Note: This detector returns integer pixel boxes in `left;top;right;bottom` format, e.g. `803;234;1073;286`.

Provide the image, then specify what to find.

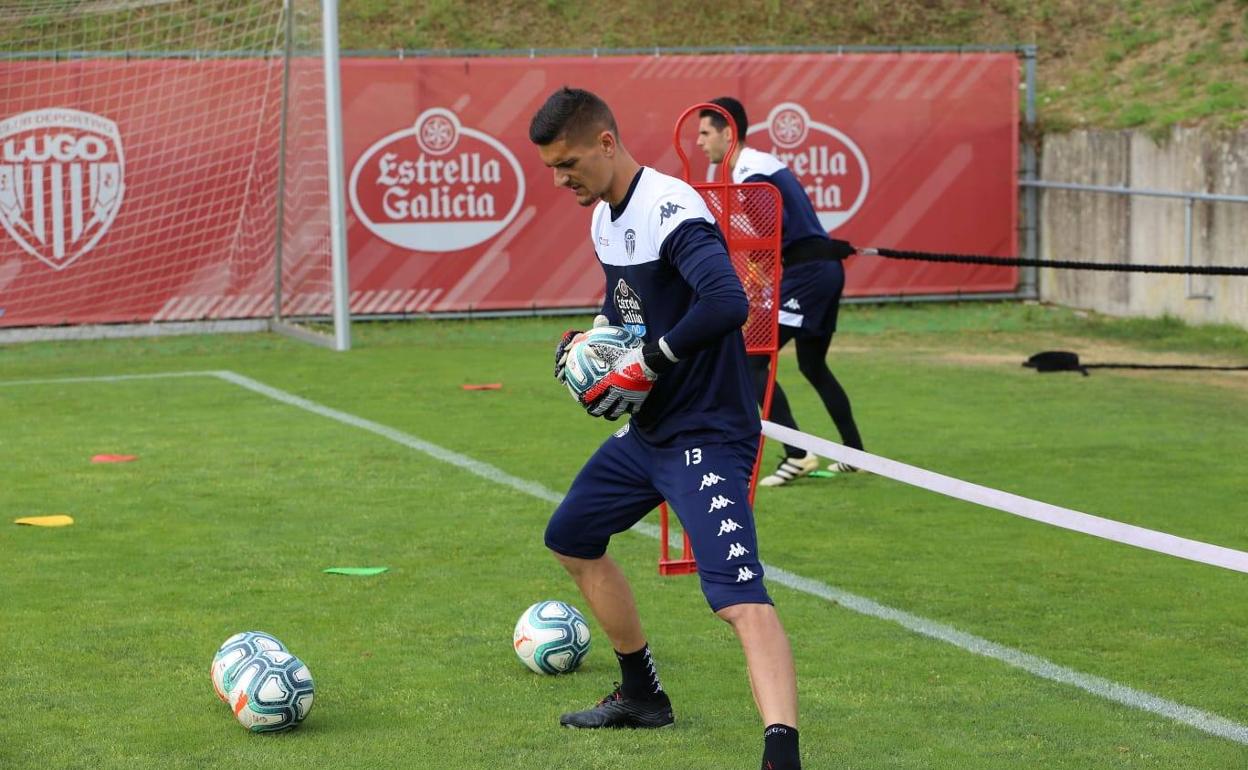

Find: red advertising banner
0;54;1017;326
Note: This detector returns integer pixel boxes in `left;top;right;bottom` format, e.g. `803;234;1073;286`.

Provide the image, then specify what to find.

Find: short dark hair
528;87;618;146
700;97;748;142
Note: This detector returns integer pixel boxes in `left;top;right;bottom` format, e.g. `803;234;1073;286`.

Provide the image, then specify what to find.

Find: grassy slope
2;304;1247;768
340;0;1248;135
4;2;1243;133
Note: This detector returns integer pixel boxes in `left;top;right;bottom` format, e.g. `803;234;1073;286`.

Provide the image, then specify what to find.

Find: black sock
762;724;800;770
615;644;664;701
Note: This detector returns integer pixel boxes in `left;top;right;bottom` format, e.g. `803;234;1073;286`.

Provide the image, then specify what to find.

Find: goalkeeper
697;96;866;486
530;87;803;770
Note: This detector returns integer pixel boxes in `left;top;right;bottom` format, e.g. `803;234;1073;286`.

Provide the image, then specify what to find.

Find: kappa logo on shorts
783;298;801;311
726;542;750;560
735;567;758;582
707;495;735;513
716;518;742;536
698;472;725;491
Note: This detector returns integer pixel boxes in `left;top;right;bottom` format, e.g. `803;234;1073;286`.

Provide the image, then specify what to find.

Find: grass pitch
1;302;1246;769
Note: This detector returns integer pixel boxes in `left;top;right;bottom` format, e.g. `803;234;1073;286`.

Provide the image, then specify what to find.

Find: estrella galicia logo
759;102;868;230
657;201;684;223
613;278;646;337
348;107;525;252
703;101;870;231
624;228;635;259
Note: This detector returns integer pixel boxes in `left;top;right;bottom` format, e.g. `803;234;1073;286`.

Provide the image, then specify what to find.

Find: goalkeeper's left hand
554;314;608;382
581;339;678;420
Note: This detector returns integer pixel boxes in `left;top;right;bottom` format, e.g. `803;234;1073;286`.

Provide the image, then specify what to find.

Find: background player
697;96;866;486
530;87;803;770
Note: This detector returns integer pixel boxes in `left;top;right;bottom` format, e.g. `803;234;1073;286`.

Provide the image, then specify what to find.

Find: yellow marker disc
14;515;74;527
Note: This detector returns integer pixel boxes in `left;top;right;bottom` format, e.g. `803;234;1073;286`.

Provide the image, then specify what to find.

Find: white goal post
0;0;350;350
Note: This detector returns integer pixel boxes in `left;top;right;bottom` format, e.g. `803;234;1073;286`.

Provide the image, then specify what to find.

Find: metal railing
1020;179;1248;300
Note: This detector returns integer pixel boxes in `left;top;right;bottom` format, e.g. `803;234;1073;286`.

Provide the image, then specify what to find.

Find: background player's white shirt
589;167;715;267
730;144;833;251
730;146;785;184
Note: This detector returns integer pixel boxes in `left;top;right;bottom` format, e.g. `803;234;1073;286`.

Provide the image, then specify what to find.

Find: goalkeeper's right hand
554;314;609;382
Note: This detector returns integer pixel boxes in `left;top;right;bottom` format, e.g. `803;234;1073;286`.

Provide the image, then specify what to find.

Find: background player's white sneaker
759;453;819;486
828;461;859;473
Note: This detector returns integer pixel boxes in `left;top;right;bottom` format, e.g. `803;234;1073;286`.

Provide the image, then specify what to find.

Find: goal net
0;0;346;347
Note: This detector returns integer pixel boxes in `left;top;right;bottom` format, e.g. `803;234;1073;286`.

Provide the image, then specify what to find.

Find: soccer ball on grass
211;630;287;702
513;600;591;674
227;648;315;733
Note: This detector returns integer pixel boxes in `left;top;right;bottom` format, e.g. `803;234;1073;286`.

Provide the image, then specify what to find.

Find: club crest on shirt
624;228;635;259
613;278;646;338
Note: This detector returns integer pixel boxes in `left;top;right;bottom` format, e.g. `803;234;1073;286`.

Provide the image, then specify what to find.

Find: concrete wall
1039;127;1248;328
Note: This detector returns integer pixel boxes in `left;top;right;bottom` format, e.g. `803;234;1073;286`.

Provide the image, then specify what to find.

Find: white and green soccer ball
513;600;591;674
211;631;286;702
227;648;315;733
563;326;642;402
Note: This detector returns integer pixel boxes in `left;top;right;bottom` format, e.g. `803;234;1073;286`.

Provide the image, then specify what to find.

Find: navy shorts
777;259;845;338
546;424;772;612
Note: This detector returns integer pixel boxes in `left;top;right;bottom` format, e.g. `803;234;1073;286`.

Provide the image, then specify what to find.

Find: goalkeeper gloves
582;338;678;420
554;314;608;381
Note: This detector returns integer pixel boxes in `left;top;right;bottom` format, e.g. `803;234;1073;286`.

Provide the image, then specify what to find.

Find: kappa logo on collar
658;201;684;223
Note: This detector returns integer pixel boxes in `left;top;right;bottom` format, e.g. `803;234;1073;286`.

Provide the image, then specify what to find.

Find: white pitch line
211;370;563;506
3;369;1246;745
0;371;214;388
762;562;1248;745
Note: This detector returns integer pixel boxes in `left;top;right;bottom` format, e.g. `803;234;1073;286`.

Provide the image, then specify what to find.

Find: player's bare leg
717;602;797;724
553;552;674;729
717;602;801;769
554;552;645;652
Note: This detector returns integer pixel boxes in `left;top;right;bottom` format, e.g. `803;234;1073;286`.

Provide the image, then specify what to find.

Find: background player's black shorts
777;258;845;338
